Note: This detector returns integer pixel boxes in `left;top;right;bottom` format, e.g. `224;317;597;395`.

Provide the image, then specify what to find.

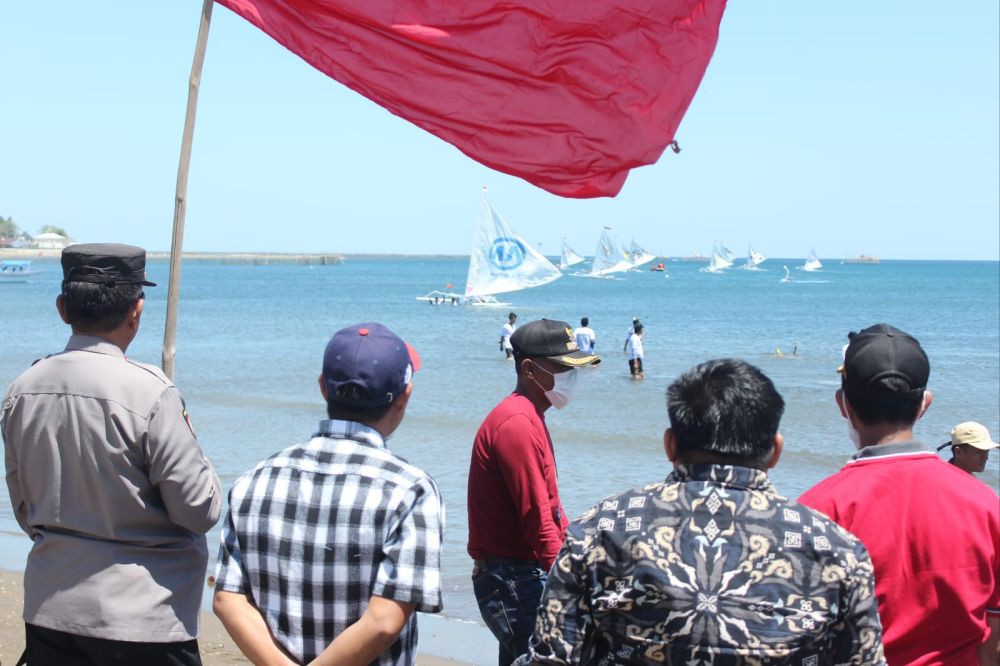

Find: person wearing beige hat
938;421;1000;475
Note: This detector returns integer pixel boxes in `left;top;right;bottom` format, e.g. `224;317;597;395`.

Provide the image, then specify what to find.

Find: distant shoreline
3;248;997;263
0;248;467;263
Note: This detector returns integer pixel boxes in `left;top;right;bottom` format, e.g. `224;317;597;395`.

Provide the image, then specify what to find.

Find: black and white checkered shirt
215;419;444;665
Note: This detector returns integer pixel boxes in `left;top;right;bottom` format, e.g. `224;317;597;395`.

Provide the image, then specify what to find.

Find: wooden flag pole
163;0;214;379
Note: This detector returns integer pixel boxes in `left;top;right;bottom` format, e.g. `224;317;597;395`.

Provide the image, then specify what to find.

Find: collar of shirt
668;463;774;493
65;334;125;358
849;439;931;462
314;419;387;450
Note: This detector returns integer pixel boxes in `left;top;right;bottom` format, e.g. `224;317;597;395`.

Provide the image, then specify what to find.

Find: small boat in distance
700;243;733;273
649;262;667;272
844;253;880;264
742;244;766;270
627;239;657;270
0;260;34;282
718;243;737;264
799;249;822;272
559;240;585;270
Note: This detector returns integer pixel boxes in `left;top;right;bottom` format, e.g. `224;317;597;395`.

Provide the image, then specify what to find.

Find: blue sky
2;2;997;259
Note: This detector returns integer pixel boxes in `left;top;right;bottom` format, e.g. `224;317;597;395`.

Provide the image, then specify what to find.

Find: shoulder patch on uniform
182;408;197;439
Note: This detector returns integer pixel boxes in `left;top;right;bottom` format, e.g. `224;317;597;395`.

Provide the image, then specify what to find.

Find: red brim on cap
405;342;422;372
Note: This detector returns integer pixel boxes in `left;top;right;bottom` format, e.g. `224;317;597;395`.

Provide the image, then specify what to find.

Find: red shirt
467;393;569;570
800;443;1000;666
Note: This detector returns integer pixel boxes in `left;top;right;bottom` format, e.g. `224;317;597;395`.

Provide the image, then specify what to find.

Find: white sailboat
700;243;733;273
799;249;822;272
419;189;562;304
559;240;586;270
719;243;737;264
588;227;633;277
742;244;766;270
627;239;657;270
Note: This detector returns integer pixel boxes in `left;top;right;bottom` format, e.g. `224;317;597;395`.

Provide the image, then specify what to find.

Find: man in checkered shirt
213;322;444;665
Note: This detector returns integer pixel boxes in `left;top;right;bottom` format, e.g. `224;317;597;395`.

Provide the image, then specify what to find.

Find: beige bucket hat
949;422;999;451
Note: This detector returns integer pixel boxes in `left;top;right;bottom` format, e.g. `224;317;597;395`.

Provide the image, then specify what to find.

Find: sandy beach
0;570;469;665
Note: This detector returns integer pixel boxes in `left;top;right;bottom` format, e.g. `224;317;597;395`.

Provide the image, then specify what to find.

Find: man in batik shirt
518;359;885;665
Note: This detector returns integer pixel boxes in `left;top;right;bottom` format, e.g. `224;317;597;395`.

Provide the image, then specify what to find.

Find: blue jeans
472;558;547;666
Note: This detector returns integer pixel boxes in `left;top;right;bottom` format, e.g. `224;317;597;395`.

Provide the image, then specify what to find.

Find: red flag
215;0;726;198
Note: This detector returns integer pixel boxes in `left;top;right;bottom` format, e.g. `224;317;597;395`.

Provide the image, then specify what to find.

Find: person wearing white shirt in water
500;312;517;359
574;317;596;355
627;323;645;379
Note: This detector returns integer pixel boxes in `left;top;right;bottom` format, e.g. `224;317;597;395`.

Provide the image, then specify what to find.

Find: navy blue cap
322;323;421;408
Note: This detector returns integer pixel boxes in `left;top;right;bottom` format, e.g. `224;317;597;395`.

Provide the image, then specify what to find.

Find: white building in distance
33;232;70;249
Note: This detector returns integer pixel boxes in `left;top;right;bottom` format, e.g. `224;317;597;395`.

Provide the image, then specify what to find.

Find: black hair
842;377;923;427
327;399;393;423
667;358;784;468
61;281;144;333
633;323;643;333
509;312;517;319
581;317;589;327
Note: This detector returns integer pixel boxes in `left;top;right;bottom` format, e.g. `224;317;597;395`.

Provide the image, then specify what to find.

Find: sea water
1;257;998;627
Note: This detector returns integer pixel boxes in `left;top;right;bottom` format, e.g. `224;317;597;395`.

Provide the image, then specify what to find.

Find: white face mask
846;418;862;448
533;364;579;409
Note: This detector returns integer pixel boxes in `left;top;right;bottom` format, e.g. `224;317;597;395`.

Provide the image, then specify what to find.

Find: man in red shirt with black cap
467;318;599;665
800;323;999;666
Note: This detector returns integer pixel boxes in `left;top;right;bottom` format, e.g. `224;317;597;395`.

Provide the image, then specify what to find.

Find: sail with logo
588;227;634;277
419;188;562;304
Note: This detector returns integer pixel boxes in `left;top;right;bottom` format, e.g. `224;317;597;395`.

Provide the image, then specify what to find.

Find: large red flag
215;0;726;198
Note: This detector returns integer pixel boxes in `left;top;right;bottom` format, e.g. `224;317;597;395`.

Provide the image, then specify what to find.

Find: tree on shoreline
39;224;69;238
0;216;18;240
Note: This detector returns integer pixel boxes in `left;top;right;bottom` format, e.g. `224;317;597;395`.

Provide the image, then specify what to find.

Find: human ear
768;433;784;469
916;390;933;420
835;389;849;419
664;428;678;462
56;295;70;324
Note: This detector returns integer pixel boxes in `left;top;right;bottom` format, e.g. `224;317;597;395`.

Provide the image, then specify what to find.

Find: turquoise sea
2;256;998;629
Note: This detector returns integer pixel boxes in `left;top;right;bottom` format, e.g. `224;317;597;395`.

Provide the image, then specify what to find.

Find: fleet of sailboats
417;191;838;303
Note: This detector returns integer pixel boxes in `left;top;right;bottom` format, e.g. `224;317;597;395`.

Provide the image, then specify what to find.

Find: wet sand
0;570;471;665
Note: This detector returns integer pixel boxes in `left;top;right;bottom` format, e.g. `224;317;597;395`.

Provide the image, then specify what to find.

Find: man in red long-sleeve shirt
468;319;600;666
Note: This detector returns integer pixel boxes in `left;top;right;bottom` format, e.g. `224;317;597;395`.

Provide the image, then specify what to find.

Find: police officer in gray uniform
2;244;221;665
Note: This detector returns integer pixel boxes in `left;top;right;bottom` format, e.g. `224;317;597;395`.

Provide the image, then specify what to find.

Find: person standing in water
500;312;517;359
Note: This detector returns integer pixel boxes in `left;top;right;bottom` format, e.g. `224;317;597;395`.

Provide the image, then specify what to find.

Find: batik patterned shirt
215;419;444;665
518;464;885;665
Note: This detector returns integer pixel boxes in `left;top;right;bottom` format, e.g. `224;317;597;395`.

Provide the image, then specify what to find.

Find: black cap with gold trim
510;318;600;367
61;243;156;287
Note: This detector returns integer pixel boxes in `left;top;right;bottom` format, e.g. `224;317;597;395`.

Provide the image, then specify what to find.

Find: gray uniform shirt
1;334;221;641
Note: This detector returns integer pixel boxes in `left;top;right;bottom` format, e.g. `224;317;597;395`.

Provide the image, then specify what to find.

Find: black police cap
61;243;157;286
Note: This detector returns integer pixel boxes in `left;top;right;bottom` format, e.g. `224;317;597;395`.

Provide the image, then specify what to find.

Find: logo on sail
490;237;526;271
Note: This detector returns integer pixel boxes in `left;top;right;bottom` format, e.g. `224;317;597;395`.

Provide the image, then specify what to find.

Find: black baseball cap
510;318;600;367
841;323;929;394
61;243;156;286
